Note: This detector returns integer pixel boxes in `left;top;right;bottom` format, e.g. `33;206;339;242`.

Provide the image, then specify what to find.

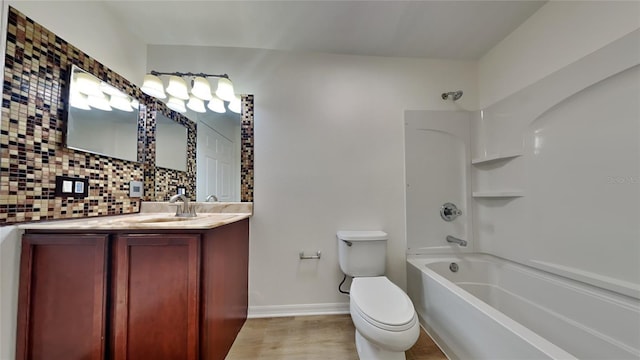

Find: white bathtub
406;254;640;360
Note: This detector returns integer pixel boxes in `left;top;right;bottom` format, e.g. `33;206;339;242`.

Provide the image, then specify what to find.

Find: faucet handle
168;203;182;216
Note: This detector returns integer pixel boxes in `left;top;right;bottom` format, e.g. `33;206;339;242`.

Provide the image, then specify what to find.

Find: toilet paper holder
299;251;321;260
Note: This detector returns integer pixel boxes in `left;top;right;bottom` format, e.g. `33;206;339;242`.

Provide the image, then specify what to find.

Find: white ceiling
103;0;546;60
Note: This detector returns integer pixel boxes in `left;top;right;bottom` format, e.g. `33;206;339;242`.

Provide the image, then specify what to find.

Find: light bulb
207;95;226;113
187;95;206;113
141;74;166;99
166;75;189;100
166;96;187;113
228;95;241;114
215;77;235;102
191;77;213;101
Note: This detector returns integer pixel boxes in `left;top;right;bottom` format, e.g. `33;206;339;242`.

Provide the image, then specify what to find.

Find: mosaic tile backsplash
145;101;197;201
0;7;145;224
0;7;254;224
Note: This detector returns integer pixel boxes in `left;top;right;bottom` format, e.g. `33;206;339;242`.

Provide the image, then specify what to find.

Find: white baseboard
248;302;350;319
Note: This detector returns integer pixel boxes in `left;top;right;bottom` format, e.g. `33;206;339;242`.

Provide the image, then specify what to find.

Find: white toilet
337;230;420;360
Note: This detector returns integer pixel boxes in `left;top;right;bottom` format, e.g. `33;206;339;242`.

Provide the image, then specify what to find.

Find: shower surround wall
406;31;640;301
471;30;640;298
0;7;145;224
405;110;472;254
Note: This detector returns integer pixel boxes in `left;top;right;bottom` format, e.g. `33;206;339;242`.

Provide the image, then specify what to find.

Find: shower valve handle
441;203;462;221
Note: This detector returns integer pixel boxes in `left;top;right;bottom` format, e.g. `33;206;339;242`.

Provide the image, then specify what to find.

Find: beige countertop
19;202;252;230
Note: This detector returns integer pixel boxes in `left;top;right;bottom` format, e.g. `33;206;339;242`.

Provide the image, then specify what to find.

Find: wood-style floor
226;315;447;359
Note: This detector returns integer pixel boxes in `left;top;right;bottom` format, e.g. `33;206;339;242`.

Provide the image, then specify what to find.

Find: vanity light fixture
86;93;112;111
214;77;235;102
141;70;239;114
101;82;134;112
166;75;190;100
70;66;137;112
109;94;134;112
186;95;206;113
166;96;187;114
207;95;226;113
140;74;166;99
191;77;213;101
74;72;102;96
69;88;91;110
228;95;242;114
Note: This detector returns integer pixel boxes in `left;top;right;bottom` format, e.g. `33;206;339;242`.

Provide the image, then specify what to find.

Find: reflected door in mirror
197;123;238;202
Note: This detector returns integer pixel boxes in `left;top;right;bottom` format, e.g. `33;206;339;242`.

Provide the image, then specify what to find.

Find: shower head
442;90;463;101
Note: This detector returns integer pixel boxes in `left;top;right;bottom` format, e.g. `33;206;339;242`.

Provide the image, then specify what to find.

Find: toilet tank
337;230;388;277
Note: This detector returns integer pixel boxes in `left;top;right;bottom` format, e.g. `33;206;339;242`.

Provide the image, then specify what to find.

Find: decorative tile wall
241;95;254;202
143;100;197;201
0;7;144;224
0;7;254;225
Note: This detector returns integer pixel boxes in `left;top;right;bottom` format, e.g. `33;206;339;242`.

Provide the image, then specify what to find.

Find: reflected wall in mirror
65;65;140;162
156;113;188;171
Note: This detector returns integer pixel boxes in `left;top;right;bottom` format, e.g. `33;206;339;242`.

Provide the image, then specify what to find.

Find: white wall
147;45;477;315
478;1;640;109
474;1;640;298
0;227;23;360
3;1;146;85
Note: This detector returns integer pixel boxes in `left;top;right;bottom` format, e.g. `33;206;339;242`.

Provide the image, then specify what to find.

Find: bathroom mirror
156;112;188;171
143;96;253;203
65;65;140;162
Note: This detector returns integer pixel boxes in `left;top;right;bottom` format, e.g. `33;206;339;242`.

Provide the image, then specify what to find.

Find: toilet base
355;330;406;360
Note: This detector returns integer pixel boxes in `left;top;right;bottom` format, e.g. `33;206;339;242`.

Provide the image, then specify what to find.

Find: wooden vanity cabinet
17;219;249;360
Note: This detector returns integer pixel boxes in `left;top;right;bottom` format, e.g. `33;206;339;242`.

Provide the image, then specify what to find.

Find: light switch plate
55;175;88;198
129;180;143;198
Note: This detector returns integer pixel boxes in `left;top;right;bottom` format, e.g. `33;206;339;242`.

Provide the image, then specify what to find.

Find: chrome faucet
206;194;218;202
169;194;196;217
446;235;467;247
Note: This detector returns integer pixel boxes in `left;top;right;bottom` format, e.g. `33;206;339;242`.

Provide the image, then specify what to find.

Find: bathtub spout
446;235;467;247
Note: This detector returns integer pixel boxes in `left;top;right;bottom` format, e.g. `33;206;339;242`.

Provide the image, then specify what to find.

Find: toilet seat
350;277;417;332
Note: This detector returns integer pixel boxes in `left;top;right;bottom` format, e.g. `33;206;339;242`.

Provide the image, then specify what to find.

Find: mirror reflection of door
197;120;240;202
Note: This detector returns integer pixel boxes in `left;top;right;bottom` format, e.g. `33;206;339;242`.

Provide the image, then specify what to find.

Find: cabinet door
112;234;200;360
16;233;108;360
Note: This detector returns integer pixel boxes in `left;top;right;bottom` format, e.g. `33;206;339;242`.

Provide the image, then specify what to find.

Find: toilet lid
350;277;416;330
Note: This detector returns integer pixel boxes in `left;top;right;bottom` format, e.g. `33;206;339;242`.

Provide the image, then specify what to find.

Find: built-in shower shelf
471;151;522;165
472;191;524;198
